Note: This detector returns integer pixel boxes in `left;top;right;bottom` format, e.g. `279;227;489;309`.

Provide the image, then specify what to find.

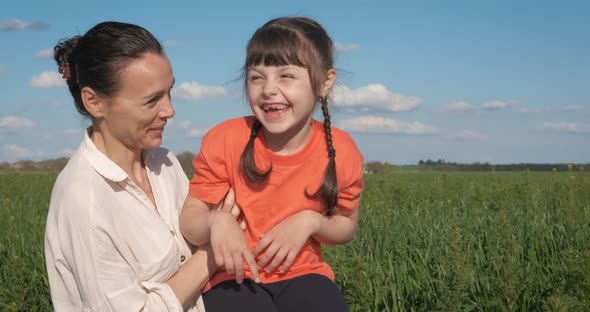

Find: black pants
203;274;349;312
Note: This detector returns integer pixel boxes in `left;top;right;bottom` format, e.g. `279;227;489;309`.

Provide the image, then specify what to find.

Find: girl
179;17;364;311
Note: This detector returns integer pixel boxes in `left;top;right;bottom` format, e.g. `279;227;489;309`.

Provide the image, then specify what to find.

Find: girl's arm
178;195;224;246
253;208;359;275
179;193;260;284
310;209;359;245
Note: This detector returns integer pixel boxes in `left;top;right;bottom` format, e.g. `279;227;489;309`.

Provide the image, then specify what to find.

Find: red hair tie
58;62;71;80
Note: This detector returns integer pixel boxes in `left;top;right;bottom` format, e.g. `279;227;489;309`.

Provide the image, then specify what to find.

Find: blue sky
1;0;589;164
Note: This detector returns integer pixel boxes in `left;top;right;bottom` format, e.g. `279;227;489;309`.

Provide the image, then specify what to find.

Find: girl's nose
263;80;278;96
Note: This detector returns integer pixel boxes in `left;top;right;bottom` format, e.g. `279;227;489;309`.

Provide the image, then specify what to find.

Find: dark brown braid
240;119;272;183
306;96;339;215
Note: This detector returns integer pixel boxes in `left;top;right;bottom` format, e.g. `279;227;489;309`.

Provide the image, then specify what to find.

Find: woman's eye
281;74;294;79
147;97;160;105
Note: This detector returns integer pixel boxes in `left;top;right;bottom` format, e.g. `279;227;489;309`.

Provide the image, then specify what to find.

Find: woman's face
100;53;175;151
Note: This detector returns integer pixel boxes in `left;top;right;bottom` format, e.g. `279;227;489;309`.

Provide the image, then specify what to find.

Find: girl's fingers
232;253;244;284
256;242;279;270
279;251;297;274
213;247;224;268
266;248;288;274
254;235;272;256
224;255;235;276
242;250;261;283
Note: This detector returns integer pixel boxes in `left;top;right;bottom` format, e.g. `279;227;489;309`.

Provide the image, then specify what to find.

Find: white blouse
45;131;205;312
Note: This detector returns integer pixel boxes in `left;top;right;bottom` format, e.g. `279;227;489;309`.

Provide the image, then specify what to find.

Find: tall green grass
1;170;589;311
325;171;590;311
0;172;55;311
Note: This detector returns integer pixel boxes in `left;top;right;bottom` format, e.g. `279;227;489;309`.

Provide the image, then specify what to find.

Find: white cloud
562;105;584;112
435;101;477;113
63;128;84;136
482;100;518;111
0;18;48;31
30;71;66;88
0;116;34;129
4;144;34;158
189;128;207;138
172;82;228;102
178;120;193;130
35;47;53;59
333;84;422;112
446;130;488;141
334;42;360;53
543;122;590;133
61;148;76;156
518;107;545;113
436;100;518;113
337;115;437;135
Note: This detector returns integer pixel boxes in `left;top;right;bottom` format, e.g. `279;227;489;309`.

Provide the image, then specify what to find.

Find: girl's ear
320;69;337;97
81;87;106;118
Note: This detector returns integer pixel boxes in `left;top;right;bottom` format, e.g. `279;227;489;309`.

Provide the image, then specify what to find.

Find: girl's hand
254;210;320;275
209;211;260;284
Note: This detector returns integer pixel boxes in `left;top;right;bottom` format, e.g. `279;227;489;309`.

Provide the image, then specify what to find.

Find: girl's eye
281;73;294;79
249;75;262;81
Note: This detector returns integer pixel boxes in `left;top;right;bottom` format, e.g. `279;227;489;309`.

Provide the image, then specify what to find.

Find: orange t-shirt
189;116;364;291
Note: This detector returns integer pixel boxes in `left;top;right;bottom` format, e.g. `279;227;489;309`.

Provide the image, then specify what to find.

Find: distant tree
364;161;385;174
175;151;196;178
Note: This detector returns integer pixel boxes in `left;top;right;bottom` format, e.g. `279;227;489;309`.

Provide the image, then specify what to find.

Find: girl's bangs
246;27;307;68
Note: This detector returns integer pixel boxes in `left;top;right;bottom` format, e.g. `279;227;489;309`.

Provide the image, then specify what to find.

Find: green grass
0;172;55;312
1;170;589;311
325;171;590;311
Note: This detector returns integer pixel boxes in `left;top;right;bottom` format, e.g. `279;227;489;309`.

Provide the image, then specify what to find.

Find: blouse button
170;229;176;236
180;255;186;262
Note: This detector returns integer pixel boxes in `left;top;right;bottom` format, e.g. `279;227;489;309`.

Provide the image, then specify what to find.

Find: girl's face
100;53;175;151
246;64;318;148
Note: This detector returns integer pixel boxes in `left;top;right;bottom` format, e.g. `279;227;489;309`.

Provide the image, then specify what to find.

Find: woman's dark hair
53;21;164;117
239;17;339;215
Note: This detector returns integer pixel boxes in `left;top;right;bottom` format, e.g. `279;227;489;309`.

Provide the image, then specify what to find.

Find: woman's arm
166;244;215;306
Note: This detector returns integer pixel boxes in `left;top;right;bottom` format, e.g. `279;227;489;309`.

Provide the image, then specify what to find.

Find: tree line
1;153;586;174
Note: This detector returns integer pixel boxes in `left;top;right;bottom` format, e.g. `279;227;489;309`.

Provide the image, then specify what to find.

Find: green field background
1;170;589;311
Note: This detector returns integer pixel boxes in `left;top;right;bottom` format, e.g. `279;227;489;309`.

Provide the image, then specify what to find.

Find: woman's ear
320;69;337;97
81;87;105;118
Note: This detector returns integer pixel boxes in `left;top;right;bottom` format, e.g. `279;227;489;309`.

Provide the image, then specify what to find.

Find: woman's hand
214;188;246;230
208;210;259;284
254;210;321;275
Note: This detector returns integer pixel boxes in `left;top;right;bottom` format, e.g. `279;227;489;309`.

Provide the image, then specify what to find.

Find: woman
44;21;237;311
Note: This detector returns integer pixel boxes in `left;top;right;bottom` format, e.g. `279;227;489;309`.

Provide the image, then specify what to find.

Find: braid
240;119;272;183
307;96;339;215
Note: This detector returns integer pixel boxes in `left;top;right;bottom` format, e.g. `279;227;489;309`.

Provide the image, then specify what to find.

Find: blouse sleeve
45;186;193;312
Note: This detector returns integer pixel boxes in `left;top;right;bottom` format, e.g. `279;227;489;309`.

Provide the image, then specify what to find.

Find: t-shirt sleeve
335;134;364;216
188;126;231;205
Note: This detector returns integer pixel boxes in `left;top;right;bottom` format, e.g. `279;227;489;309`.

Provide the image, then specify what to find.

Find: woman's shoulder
48;152;100;227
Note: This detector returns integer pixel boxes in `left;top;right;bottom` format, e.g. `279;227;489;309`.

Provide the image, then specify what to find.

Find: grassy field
1;170;589;311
